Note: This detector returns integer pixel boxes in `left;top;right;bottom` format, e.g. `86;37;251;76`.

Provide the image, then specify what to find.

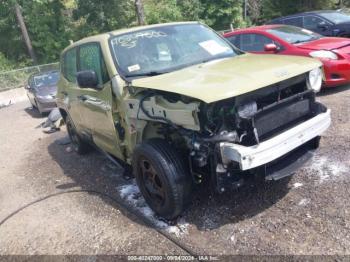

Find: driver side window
238;33;275;52
78;43;109;86
303;16;329;31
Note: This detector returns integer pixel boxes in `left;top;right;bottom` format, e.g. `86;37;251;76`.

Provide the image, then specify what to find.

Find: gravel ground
0;85;349;255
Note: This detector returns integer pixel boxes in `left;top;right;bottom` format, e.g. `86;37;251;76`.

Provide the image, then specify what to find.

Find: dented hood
132;54;321;103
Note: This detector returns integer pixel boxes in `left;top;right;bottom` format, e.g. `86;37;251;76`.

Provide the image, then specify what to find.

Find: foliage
0;0;27;64
1;0;350;67
0;52;14;71
21;0;72;63
0;0;72;65
200;0;246;30
144;0;183;24
72;0;136;38
260;0;339;22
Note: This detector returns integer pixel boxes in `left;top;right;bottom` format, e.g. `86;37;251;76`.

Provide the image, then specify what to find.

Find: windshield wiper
293;37;320;44
125;71;167;78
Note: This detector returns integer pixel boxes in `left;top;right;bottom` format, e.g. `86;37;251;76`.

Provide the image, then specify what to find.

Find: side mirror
76;70;99;89
264;43;278;53
25;84;31;90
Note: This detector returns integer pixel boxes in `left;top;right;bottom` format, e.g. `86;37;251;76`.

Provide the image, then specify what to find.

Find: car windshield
319;11;350;24
267;25;322;44
109;23;239;78
33;72;59;88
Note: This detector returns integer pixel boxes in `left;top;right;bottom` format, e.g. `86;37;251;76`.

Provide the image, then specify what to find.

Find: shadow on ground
318;84;350;97
24;106;47;119
47;134;290;231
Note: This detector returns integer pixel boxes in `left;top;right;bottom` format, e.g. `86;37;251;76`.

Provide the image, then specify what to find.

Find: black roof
270;9;342;21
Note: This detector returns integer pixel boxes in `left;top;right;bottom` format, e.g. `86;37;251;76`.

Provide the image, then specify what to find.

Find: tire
34;100;43;115
132;139;193;219
65;115;91;155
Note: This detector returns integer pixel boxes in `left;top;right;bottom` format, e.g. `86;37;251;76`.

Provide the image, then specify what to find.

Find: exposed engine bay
125;73;328;192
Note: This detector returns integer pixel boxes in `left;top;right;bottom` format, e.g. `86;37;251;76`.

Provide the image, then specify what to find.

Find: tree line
0;0;348;69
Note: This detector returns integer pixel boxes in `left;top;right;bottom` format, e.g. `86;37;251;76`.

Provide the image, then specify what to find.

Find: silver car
26;70;59;115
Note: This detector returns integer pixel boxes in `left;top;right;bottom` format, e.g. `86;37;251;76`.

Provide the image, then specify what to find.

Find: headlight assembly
310;50;338;60
307;68;323;93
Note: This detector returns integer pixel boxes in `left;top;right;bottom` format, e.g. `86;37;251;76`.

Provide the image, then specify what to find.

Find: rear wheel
132;139;193;219
65;116;91;155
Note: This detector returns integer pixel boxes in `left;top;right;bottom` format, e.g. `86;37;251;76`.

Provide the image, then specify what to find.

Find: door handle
77;95;88;102
61;91;68;96
78;95;104;104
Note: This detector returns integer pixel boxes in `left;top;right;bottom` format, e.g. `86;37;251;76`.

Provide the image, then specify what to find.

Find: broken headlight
237;101;257;119
307;67;322;93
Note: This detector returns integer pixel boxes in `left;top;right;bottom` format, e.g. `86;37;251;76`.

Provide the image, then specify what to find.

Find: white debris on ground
293;182;303;188
118;181;189;237
307;156;349;183
230;235;236;243
0;87;27;106
0;100;13;109
298;198;310;206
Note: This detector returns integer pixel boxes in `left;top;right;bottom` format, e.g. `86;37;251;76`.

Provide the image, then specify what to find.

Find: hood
132;54;321;103
36;85;57;97
296;37;350;51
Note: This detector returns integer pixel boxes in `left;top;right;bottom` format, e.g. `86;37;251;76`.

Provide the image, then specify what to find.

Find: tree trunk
135;0;146;26
14;2;38;65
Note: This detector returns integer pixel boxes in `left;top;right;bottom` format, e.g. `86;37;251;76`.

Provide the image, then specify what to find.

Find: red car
224;24;350;87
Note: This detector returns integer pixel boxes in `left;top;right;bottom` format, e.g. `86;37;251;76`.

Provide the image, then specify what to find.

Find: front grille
254;96;311;139
239;90;318;146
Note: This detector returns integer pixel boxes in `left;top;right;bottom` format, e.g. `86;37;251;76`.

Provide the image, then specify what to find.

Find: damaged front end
128;73;330;194
187;73;331;193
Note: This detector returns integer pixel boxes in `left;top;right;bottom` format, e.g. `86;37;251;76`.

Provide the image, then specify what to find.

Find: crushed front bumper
220;109;331;171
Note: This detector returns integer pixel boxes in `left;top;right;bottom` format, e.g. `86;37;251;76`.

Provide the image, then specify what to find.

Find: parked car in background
224;25;350;87
26;70;59;114
268;10;350;37
57;22;331;219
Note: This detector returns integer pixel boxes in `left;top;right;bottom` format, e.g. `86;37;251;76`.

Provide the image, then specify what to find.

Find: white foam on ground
293;182;303;188
307;156;349;183
298;198;310;206
117;181;189;237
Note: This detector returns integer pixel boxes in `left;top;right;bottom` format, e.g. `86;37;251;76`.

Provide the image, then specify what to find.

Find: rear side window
63;48;77;83
283;17;303;27
78;43;109;85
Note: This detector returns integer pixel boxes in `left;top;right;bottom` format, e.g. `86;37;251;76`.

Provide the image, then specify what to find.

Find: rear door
60;47;84;130
76;43;123;159
283;16;303;28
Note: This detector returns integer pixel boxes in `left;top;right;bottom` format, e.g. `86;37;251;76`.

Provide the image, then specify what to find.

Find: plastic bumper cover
220;109;331;170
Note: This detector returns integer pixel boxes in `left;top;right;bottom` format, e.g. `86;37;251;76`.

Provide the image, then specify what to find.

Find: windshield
267;25;322;44
33;72;59;88
110;23;239;78
319;11;350;24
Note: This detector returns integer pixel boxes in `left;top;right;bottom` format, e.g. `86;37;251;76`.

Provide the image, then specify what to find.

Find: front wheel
132;139;193;220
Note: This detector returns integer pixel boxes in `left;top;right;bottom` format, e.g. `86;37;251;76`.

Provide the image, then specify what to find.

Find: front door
303;15;333;36
76;43;123;160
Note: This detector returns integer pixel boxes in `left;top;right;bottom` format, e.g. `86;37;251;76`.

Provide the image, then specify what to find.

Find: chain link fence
0;62;59;92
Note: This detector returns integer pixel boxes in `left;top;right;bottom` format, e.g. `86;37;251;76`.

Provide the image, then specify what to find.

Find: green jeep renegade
57;22;331;219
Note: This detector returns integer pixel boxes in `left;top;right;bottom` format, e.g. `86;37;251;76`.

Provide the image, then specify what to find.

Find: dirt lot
0;85;349;256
